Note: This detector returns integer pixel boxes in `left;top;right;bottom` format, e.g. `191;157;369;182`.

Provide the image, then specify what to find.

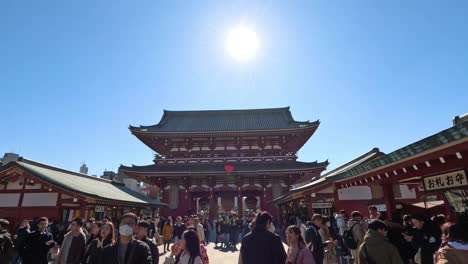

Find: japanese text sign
423;169;468;192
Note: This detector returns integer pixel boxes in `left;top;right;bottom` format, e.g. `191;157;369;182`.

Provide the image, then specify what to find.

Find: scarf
59;230;85;264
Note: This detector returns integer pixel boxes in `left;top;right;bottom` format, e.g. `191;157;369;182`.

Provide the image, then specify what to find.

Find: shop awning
412;200;445;209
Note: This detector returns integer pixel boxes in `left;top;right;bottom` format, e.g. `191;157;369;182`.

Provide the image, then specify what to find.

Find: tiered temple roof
122;107;328;186
120;160;329;177
129;107;318;133
129;107;320;157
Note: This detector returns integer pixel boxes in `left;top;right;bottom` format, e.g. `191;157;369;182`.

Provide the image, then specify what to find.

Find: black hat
73;217;84;226
137;221;150;229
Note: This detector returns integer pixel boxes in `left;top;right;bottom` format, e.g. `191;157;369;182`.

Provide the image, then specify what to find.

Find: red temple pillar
186;190;192;213
80;202;87;219
209;188;216;219
277;204;284;228
305;193;313;219
260;194;267;211
383;183;395;219
238;190;243;217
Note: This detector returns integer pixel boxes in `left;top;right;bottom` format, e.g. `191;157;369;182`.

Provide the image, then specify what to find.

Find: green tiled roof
1;159;166;207
120;160;329;175
270;122;468;205
129;107;319;132
329;121;468;182
270;149;381;204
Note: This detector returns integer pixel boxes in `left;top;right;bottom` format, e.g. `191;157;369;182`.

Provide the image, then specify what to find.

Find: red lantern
224;164;235;172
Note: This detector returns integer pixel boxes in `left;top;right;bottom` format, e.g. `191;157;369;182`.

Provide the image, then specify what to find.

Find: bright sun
226;26;259;62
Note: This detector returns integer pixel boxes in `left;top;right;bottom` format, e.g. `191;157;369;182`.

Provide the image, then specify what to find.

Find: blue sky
1;1;467;176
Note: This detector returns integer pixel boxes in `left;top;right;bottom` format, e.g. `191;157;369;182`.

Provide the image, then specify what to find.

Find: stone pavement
157;242;240;264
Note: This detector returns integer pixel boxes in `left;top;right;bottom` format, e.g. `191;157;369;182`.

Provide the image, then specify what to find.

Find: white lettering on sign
423;170;468;192
95;206;105;212
312;202;332;208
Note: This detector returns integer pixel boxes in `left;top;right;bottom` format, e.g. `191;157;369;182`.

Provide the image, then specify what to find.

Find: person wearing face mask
101;213;152;264
239;211;286;264
358;219;403;264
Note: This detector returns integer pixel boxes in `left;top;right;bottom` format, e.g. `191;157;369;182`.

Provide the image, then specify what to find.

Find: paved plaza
157;243;240;264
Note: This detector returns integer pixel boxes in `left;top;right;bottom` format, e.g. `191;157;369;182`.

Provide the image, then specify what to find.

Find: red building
120;107;328;220
0;157;166;229
272;116;468;222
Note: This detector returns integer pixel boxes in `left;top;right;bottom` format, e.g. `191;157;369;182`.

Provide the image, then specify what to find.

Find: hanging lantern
224;164;235;172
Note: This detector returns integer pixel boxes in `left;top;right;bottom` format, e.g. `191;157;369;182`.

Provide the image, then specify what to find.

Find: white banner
312;202;332;208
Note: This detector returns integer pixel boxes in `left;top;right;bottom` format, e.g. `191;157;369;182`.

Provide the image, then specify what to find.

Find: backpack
342;223;358;249
306;225;319;252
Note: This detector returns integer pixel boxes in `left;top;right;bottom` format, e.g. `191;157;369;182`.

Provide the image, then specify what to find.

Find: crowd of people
0;206;467;264
278;206;468;264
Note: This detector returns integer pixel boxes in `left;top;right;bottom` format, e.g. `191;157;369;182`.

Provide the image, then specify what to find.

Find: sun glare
225;26;259;62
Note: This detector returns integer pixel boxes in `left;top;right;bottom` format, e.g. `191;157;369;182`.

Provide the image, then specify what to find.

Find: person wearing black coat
0;219;15;264
230;217;241;248
240;212;287;264
83;237;112;264
83;222;115;264
147;219;156;238
172;216;186;243
100;213;152;264
135;221;159;264
385;214;413;264
100;238;152;264
215;218;223;247
403;214;442;264
13;219;30;262
305;215;327;264
86;222;102;247
221;219;231;248
20;217;56;264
